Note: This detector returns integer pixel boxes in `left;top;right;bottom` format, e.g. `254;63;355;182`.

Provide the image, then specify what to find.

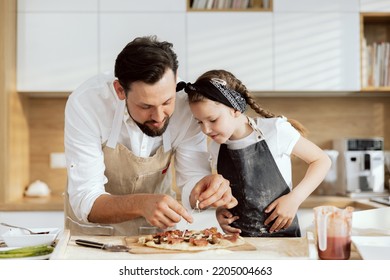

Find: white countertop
50;230;318;260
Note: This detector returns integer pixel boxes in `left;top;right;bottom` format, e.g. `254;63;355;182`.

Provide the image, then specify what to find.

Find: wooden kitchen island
50;229;363;260
50;206;390;260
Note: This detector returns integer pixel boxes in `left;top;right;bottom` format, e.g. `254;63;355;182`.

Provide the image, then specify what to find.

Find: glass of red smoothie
314;206;354;260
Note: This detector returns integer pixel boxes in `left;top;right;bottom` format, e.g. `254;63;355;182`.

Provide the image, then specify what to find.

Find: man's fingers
199;184;232;209
224;196;238;209
198;175;228;202
168;201;193;224
149;196;193;227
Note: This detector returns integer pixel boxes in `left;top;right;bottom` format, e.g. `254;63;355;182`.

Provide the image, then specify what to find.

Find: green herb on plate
0;244;54;258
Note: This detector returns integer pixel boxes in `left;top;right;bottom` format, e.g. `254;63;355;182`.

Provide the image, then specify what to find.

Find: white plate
352;236;390;260
0;247;52;260
1;228;60;247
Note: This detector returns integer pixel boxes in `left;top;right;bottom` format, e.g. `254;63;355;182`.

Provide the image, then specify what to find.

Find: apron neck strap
247;116;263;141
162;128;172;152
107;99;173;152
106;99;126;148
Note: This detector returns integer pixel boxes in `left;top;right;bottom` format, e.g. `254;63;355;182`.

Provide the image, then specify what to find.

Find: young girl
177;70;331;237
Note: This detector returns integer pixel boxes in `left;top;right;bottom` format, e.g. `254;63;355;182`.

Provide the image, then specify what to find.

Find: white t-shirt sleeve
273;117;301;156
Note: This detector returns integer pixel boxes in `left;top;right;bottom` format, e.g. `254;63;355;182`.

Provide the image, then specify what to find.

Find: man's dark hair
114;35;179;91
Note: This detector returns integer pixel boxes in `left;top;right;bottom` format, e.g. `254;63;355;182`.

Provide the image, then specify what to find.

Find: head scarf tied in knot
176;78;247;113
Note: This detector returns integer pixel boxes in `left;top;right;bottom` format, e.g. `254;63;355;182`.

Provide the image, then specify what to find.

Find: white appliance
333;138;385;197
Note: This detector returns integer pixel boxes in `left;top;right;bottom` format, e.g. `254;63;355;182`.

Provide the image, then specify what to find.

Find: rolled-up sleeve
64;94;109;223
172;94;211;210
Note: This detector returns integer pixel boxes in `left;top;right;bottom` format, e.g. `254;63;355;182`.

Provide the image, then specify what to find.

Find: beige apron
65;99;175;236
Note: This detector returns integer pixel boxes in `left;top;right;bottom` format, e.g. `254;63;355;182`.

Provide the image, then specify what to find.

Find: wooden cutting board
124;236;257;254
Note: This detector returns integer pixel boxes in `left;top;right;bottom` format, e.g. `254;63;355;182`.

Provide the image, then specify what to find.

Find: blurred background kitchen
1;0;390;235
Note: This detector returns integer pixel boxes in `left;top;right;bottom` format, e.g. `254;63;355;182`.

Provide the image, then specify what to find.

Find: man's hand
190;174;238;210
141;194;193;229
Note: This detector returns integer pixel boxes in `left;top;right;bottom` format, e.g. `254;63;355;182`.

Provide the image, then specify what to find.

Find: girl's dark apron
217;119;301;237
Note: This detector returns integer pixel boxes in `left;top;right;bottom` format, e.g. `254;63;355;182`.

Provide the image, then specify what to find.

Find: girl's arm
264;137;331;233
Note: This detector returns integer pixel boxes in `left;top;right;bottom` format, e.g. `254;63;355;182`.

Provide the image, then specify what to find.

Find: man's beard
134;117;170;137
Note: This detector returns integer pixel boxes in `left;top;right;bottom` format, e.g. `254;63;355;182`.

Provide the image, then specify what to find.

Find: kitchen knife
75;239;130;252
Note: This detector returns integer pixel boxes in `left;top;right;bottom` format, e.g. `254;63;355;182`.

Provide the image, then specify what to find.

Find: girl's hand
263;194;299;233
216;207;241;234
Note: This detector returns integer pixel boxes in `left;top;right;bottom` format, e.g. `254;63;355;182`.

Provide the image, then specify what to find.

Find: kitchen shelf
361;13;390;91
0;194;64;211
18;91;71;98
187;0;273;12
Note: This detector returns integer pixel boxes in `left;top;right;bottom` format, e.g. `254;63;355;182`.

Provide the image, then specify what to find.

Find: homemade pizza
138;227;245;251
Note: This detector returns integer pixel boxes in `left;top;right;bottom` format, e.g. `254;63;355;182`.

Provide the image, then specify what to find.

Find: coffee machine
333;138;386;197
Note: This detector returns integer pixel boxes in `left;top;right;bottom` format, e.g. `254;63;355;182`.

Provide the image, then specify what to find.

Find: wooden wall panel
29;98;68;196
0;0;29;204
9;93;30;200
251;96;390;186
27;95;390;200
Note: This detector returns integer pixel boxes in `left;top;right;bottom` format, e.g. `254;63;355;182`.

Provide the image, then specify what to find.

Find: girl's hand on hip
263;194;298;233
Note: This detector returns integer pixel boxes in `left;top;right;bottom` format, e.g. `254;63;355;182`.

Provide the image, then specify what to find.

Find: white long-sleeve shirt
64;73;210;223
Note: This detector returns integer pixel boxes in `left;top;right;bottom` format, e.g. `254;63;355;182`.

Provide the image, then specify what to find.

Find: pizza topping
138;227;244;251
190;238;209;247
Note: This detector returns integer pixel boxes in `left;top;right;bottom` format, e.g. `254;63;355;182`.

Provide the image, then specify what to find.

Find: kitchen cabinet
98;0;187;75
17;0;98;12
273;0;360;91
187;12;273;91
17;0;186;92
17;0;368;92
99;0;185;12
274;0;359;12
17;12;99;92
17;0;99;92
360;0;390;12
99;13;187;78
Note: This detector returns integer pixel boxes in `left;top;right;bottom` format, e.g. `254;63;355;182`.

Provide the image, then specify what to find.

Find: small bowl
1;228;60;247
24;180;51;197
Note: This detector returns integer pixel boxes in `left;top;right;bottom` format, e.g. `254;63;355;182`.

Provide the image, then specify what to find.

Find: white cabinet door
17;13;98;92
360;0;390;12
17;0;98;12
99;0;186;12
274;0;359;12
99;13;187;78
187;12;273;91
274;12;360;91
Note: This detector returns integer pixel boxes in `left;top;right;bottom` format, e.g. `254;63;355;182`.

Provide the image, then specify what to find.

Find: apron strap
162;128;172;153
247;116;263;141
106;98;172;152
106;100;126;148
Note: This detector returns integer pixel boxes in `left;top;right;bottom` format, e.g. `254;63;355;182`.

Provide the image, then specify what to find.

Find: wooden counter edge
300;195;387;210
0;194;64;211
50;229;70;260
